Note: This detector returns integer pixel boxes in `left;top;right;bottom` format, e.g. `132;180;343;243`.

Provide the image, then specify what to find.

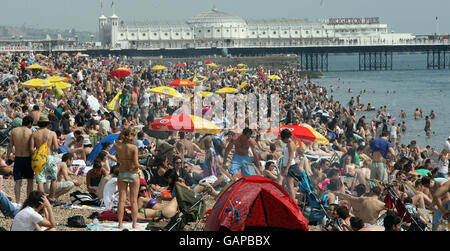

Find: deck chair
163;183;207;231
295;170;330;225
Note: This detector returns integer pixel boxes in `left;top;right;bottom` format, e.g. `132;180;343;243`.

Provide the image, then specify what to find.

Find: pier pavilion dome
186;7;249;39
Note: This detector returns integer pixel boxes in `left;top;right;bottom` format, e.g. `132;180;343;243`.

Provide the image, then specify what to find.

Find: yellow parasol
148;86;183;98
238;81;248;89
206;63;218;67
237;63;246;67
268;75;282;80
108;91;122;112
26;64;44;70
215;87;239;94
239;68;250;73
21;79;52;88
152;65;167;71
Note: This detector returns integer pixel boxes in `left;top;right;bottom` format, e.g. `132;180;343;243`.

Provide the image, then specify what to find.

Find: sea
313;53;450;151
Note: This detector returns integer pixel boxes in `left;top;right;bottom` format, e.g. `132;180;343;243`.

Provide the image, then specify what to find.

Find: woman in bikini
114;127;145;229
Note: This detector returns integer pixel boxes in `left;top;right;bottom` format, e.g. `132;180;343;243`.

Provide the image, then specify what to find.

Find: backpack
67;215;87;228
70;191;101;206
31;133;50;175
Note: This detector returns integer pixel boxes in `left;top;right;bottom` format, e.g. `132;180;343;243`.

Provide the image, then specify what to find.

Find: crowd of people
0;51;448;231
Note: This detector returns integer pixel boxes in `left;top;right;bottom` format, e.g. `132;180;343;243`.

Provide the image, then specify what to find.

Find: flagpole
435;16;439;36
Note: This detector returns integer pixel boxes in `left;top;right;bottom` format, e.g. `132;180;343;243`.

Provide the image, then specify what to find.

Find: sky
1;0;449;34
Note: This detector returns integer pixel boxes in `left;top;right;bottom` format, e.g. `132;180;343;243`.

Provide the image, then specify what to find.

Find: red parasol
110;68;131;78
168;79;196;87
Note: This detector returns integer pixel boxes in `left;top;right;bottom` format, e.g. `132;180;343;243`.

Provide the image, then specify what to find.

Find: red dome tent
206;176;309;231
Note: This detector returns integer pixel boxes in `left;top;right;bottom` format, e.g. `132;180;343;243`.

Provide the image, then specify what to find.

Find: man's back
370;138;391;159
356;197;385;224
10;127;32;157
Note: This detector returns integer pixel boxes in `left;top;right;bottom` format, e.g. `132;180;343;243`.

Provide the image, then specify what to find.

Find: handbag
67;216;87;228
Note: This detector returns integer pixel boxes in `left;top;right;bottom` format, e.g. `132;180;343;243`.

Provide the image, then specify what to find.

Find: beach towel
62;204;107;211
97;210;131;222
31;137;49;175
87;221;148;231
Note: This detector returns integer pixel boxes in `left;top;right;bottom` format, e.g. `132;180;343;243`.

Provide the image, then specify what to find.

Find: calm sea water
315;53;450;151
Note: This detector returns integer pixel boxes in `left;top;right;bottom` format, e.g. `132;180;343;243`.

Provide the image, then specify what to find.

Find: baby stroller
295;170;330;225
372;180;428;231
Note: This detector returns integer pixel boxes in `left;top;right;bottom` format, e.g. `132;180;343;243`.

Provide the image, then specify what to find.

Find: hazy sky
2;0;449;34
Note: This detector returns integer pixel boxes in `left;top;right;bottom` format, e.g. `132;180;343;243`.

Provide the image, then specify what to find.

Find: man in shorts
367;131;396;183
7;115;34;203
30;115;60;205
223;128;262;181
44;153;80;200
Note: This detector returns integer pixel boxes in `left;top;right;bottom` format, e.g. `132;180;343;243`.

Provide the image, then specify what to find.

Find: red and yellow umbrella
151;114;221;134
42;67;56;72
110;67;131;78
269;125;329;145
168;79;196;87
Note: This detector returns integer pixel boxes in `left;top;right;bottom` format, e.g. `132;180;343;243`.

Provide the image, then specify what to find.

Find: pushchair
370;180;428;231
295;170;330;226
146;183;207;231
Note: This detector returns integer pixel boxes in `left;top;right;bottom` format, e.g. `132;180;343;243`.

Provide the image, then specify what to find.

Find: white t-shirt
64;132;75;147
11;207;43;231
445;140;450;150
141;92;150;108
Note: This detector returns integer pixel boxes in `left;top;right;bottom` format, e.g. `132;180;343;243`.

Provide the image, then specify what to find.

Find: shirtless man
433;180;450;221
414;108;421;120
128;86;140;124
422;177;450;230
6;115;34;203
29;105;41;125
336;186;386;225
400;110;406;119
223;128;262;180
350;160;371;192
30;114;59;204
180;132;203;158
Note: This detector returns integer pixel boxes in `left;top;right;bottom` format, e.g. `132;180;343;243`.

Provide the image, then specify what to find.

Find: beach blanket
87;222;149;231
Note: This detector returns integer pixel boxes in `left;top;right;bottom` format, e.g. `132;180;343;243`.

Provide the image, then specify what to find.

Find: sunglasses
139;190;146;193
175;161;182;164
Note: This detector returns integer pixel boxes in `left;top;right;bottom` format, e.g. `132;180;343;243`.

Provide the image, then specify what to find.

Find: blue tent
86;133;119;165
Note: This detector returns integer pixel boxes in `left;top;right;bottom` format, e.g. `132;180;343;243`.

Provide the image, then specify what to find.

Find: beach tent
86;133;119;166
205;176;309;231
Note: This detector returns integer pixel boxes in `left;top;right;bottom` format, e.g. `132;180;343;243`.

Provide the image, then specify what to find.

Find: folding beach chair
163;183;207;231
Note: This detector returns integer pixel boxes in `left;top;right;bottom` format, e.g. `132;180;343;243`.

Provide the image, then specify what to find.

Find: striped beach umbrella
187;74;208;84
151;114;221;134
